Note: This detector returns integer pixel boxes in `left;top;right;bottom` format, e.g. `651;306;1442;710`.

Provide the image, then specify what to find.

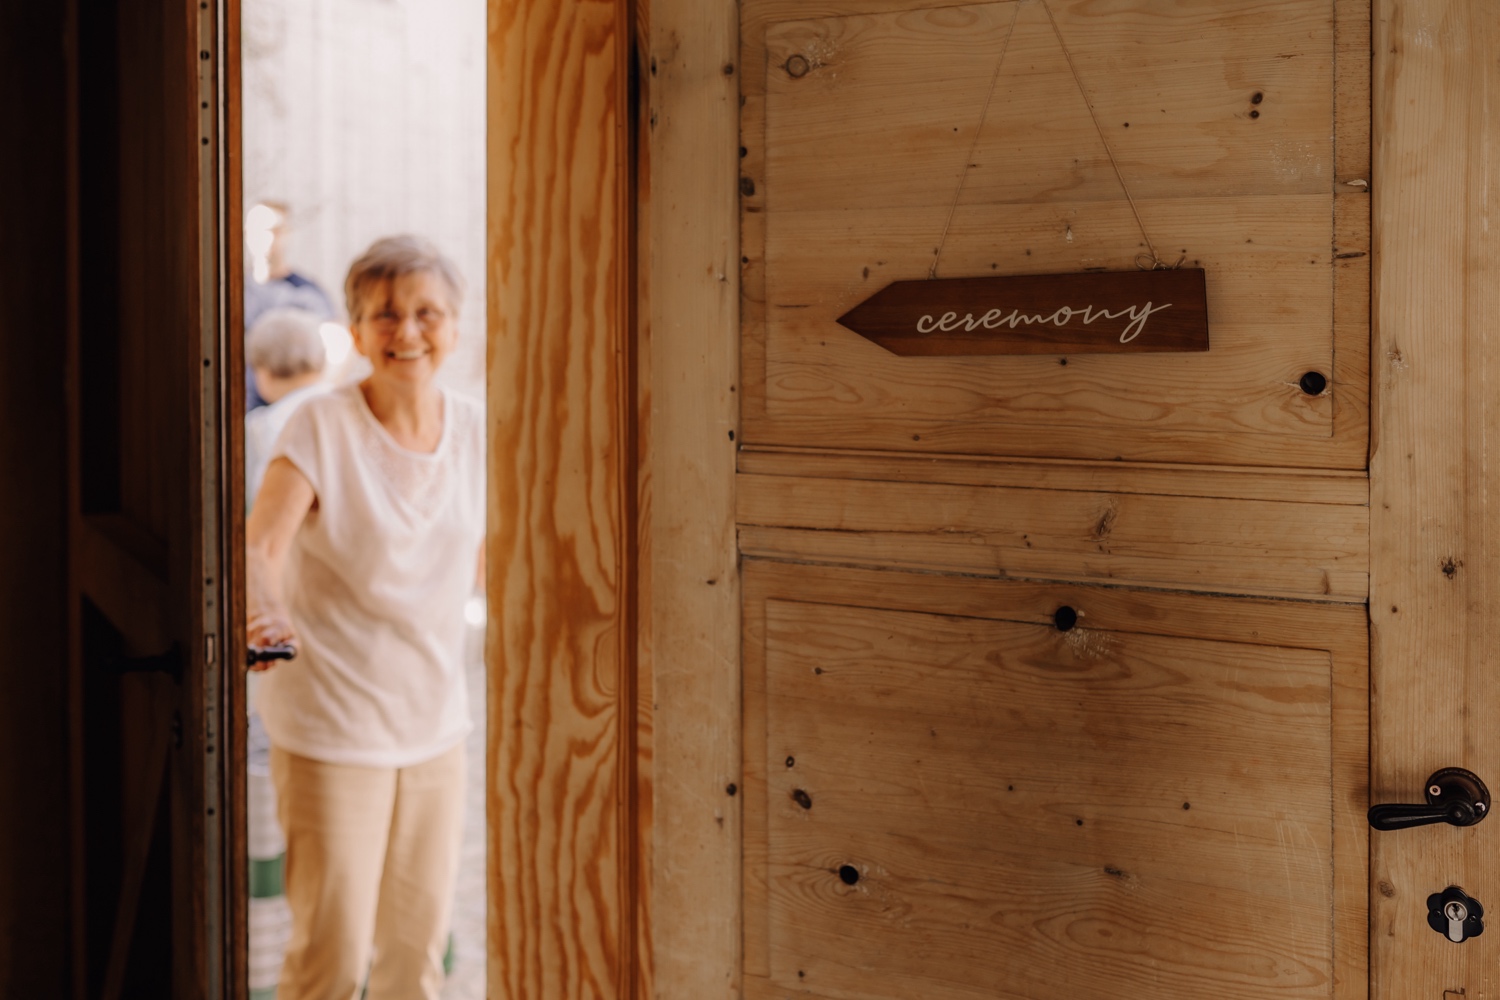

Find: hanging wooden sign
836;268;1209;357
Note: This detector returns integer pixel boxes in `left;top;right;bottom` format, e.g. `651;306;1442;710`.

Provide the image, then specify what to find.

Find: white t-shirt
245;382;329;511
257;383;485;768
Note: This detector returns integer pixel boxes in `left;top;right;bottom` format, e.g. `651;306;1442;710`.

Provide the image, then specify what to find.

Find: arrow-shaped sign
835;268;1209;357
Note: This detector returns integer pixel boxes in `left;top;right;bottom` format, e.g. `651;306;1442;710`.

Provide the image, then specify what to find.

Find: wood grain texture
738;473;1369;601
646;1;743;997
760;198;1343;455
632;5;654;999
742;0;1370;468
738;447;1371;506
742;561;1368;1000
487;1;635;996
49;0;235;994
731;3;1374;999
768;609;1332;1000
1371;2;1500;996
76;515;172;657
111;0;202;545
1332;0;1373;477
101;672;177;1000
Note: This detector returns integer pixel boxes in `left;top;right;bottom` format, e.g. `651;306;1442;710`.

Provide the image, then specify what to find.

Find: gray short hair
344;235;464;323
246;308;326;378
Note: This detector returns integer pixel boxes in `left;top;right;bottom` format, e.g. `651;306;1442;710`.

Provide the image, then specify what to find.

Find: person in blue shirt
245;200;335;410
244;307;329;509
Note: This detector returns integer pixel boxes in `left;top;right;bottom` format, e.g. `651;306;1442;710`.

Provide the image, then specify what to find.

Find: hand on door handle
1369;767;1491;831
246;643;297;669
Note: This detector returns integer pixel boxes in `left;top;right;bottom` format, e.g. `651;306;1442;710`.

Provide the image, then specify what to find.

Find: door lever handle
1369;767;1491;831
246;643;297;668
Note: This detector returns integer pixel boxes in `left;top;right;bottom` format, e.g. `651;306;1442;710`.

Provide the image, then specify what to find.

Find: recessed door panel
742;562;1367;1000
741;0;1368;467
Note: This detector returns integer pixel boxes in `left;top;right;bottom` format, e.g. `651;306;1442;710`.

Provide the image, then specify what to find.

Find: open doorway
239;2;487;997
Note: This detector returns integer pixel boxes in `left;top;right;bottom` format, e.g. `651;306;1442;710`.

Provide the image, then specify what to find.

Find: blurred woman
246;235;483;1000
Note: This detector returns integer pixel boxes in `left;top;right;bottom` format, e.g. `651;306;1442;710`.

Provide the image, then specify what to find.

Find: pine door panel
742;562;1368;1000
740;0;1369;467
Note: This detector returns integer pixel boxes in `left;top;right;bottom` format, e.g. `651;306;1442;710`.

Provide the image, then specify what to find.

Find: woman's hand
247;610;298;671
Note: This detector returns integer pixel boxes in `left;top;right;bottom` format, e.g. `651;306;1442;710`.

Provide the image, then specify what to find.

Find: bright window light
245;202;283;284
463;595;486;628
246;202;281;232
319;322;353;369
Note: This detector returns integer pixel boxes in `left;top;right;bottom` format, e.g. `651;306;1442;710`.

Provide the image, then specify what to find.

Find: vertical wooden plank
647;0;742;996
132;1;217;994
1332;616;1370;1000
633;4;655;997
737;4;768;437
740;574;770;980
1372;1;1500;996
1461;23;1500;993
1332;0;1372;466
487;0;635;997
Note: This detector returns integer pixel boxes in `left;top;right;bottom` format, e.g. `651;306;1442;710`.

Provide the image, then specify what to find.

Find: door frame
486;1;653;996
487;0;741;994
638;2;741;996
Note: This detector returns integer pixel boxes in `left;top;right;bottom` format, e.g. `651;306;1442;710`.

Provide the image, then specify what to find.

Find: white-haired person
244;308;329;508
244;200;337;411
246;235;482;1000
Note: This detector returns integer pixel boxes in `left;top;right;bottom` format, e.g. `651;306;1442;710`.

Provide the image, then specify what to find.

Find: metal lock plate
1428;886;1485;943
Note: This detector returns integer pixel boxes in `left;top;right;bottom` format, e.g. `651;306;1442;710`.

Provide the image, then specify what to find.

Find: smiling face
349;270;459;388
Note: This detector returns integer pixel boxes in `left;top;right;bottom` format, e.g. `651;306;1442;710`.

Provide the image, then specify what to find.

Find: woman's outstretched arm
246;456;316;669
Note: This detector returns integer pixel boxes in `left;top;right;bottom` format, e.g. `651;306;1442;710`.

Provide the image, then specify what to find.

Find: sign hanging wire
929;1;1021;279
930;0;1177;278
1038;0;1174;270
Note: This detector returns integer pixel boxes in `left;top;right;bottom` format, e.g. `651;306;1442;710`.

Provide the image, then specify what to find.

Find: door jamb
486;0;645;994
218;0;247;996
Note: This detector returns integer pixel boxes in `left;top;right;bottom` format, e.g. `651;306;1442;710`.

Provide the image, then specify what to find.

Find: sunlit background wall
242;0;487;401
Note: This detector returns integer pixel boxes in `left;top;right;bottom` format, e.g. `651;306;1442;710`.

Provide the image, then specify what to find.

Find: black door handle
246;643;297;668
1369;767;1491;831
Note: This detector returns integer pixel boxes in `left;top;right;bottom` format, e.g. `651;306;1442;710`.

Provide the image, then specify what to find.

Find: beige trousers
270;742;465;1000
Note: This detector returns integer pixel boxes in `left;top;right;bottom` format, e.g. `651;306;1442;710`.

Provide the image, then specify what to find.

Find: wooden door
723;1;1373;997
572;0;1500;993
68;0;237;996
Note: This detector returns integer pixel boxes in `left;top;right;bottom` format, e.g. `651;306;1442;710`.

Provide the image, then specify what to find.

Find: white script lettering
914;301;1175;344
